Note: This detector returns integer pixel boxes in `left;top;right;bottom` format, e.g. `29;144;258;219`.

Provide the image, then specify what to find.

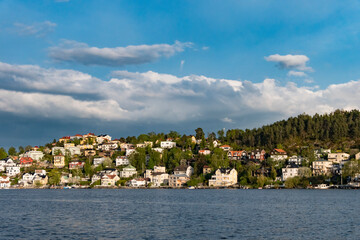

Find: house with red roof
270;149;288;161
19;157;34;167
228;150;247;161
219;145;231;151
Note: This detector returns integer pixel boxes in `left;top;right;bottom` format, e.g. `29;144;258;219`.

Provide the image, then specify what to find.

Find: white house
128;178;148;187
208;168;238;187
160;141;176;149
328;153;350;164
174;165;193;177
126;149;136;157
145;166;169;187
152;148;164;153
0;176;10;188
97;134;112;144
120;165;137;178
199;150;211;155
101;174;119;186
270;149;288;161
98;142;118;151
288;155;305;166
115;156;129;166
66;146;81;156
22;150;44;161
6;166;20;176
93;157;107;166
282;165;300;181
52;147;66;156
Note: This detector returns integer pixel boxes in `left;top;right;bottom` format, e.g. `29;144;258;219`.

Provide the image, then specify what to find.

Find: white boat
188;186;195;189
314;184;329;189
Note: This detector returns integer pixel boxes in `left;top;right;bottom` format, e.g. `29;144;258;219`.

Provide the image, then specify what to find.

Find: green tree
195;128;205;140
8;146;17;156
48;169;61;186
0;148;8;159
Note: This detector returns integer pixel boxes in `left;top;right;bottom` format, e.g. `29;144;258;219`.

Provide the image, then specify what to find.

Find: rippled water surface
0;189;359;239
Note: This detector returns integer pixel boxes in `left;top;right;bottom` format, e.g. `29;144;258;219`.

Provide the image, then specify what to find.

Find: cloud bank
13;21;57;38
0;61;359;130
49;40;193;66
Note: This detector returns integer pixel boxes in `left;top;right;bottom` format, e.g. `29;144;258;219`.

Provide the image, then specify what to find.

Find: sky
1;0;360;148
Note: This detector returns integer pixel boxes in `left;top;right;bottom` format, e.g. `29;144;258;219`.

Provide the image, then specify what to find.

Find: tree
0;148;8;159
195;128;205;140
48;169;61;186
8;147;17;156
18;146;25;154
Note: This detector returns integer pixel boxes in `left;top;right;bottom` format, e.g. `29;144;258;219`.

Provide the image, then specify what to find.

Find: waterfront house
101;174;119;186
208;168;238;187
145;166;169;187
0;176;10;188
128;178;148;187
33;174;48;186
169;174;190;187
312;160;333;176
119;165;137;178
270;149;288;161
282;164;299;181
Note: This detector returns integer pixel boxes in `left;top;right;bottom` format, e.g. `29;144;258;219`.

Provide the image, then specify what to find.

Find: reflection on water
0;189;359;239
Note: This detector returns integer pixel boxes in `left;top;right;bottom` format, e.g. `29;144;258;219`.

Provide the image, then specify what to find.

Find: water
0;189;359;239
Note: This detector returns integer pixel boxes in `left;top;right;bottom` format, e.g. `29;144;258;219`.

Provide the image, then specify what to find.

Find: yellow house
209;168;238;187
54;154;65;168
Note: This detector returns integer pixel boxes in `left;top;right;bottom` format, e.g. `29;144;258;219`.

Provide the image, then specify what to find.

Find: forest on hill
224;109;360;154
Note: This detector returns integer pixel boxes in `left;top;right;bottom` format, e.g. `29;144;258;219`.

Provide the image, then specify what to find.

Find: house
54;154;65;168
6;166;20;176
19;157;34;167
93;157;107;166
78;144;94;150
356;152;360;160
101;174;120;186
0;176;10;188
208;168;238;187
203;165;212;175
219;145;231;151
120;165;137;178
282;164;299;181
52;147;66;156
91;174;101;184
144;141;153;147
22;150;44;161
66;147;81;156
59;136;71;143
19;173;34;186
249;149;266;161
228;151;247;161
288;155;305;166
328;153;350;164
174;165;193;177
169;174;190;187
60;174;80;185
84;149;96;157
64;143;75;148
69;160;85;169
115;156;129;166
35;169;47;176
145;166;169;186
199;149;211;155
136;143;146;148
312;160;333;176
98;142;118;151
128;178;148;187
33;174;48;186
126;148;136;157
152;148;164;153
160;141;176;149
100;168;119;176
270;149;288;161
70;134;83;140
97;134;112;144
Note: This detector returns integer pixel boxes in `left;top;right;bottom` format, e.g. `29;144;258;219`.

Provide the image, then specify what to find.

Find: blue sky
1;0;360;148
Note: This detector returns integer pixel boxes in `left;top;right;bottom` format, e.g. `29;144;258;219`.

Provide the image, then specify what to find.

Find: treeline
224;109;360;152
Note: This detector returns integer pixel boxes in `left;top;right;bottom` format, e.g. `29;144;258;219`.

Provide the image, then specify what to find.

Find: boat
314;184;329;189
188;186;195;189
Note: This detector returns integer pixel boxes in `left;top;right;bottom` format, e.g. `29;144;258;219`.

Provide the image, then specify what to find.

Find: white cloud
265;54;313;72
222;117;233;123
49;40;193;66
180;60;185;70
13;21;56;38
287;70;307;77
0;61;360;128
202;46;209;50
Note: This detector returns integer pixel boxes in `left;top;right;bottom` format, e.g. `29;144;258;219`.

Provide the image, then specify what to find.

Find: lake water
0;189;358;239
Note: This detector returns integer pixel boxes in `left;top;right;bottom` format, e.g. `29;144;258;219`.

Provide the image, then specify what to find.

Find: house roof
220;145;230;148
174;165;188;172
20;157;33;163
218;168;234;174
274;148;286;153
